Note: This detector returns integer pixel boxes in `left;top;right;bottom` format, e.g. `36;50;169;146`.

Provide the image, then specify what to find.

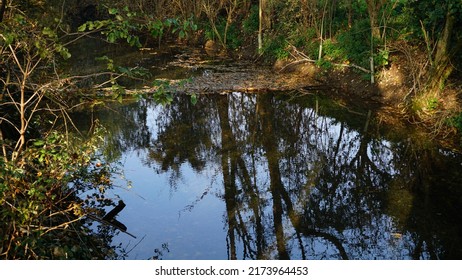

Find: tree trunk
428;11;458;93
347;0;352;28
258;0;271;52
365;0;385;38
318;0;328;60
0;0;7;22
258;0;266;51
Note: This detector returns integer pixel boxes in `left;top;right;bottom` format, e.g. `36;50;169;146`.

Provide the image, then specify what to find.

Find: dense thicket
66;1;461;115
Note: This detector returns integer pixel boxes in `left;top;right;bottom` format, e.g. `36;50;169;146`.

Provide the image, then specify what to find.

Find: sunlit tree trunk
365;0;386;84
258;0;264;51
318;0;329;60
258;0;270;51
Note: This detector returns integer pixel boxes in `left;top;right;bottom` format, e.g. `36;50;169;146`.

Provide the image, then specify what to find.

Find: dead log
102;200;126;221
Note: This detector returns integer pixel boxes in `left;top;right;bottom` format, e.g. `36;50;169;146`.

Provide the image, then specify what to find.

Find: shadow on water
72;91;462;260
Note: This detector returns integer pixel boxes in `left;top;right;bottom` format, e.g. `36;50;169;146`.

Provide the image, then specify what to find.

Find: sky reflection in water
84;92;462;260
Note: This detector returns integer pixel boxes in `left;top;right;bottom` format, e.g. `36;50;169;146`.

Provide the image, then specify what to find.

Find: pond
63;41;462;260
73;90;462;260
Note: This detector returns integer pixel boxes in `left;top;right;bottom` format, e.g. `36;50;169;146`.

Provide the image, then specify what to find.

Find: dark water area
73;91;462;260
64;39;229;88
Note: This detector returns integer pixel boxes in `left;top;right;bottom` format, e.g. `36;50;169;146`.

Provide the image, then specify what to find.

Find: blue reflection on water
110;150;227;259
82;92;462;260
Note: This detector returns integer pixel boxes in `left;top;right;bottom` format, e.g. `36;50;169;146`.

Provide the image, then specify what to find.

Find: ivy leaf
42;27;57;38
190;94;198;105
108;8;119;15
56;44;71;59
107;32;117;43
33;140;45;147
77;23;87;32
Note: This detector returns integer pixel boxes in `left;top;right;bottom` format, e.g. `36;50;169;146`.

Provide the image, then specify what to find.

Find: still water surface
75;91;462;260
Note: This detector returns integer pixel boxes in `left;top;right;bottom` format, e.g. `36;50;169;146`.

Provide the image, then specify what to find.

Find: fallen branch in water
87;213;137;239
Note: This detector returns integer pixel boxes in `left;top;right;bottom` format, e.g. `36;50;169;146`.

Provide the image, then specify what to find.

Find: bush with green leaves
78;6;198;48
242;5;259;35
262;35;289;60
335;19;373;68
448;112;462;133
0;130;120;259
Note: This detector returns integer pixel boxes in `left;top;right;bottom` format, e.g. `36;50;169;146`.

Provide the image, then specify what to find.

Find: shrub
262;35;289;60
336;19;373;67
449;112;462;132
0;130;118;259
242;5;259;35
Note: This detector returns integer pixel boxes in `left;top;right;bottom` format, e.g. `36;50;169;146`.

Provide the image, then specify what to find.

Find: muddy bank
178;63;321;94
105;44;460;149
184;52;460;149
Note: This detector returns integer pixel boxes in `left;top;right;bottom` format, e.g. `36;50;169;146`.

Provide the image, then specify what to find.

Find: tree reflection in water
86;92;462;259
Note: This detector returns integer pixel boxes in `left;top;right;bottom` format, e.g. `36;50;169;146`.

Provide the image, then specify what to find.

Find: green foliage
291;27;318;49
262;35;289;60
275;48;290;60
178;17;198;39
118;65;150;78
1;11;71;61
146;19;165;39
411;94;441;116
0;129;117;259
448;112;462;132
147;78;198;105
203;22;215;42
322;38;348;62
336;19;373;67
401;0;462;44
78;6;198;48
96;55;116;71
93;55;151;103
242;5;259;35
0;2;145;258
412;0;448;35
190;93;198;105
315;58;333;70
374;48;390;67
152;80;174;105
206;17;242;50
78;6;142;47
1;1;76;163
257;0;372;65
426;97;440;111
223;21;242;50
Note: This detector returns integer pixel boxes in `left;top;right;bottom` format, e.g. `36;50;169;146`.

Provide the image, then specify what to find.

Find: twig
40;216;83;236
283;44;371;74
334;62;371;73
278;58;316;73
